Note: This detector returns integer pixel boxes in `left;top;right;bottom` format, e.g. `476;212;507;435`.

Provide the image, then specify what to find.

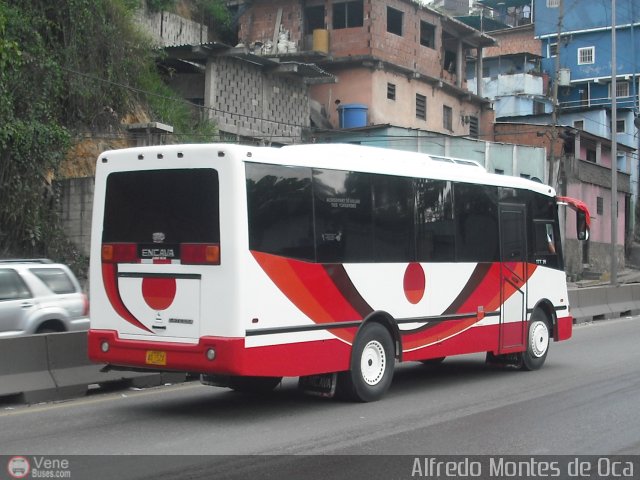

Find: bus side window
314;169;373;263
246;163;315;261
415;179;455;262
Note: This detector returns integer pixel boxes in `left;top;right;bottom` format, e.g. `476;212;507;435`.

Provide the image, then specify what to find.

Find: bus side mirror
577;211;589;241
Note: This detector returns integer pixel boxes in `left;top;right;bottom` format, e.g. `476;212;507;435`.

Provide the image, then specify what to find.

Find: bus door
498;204;527;352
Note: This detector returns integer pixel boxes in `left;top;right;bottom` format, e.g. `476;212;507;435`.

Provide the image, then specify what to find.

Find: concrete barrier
0;335;58;404
569;283;640;323
604;284;640;318
0;332;188;404
46;332;166;400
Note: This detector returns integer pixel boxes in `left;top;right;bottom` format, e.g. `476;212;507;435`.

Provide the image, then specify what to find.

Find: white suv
0;259;89;337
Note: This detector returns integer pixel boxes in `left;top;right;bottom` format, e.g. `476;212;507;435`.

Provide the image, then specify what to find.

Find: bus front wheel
337;322;395;402
521;310;551;371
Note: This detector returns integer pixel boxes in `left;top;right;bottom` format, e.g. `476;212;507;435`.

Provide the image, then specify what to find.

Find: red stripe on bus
102;263;153;333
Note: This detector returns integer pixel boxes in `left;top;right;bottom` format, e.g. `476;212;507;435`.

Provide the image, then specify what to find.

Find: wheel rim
360;340;386;386
530;320;549;358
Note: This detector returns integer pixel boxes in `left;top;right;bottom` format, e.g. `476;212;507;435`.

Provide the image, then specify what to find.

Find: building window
533;100;546;115
387;83;396;101
573;120;584;130
616;119;626;133
495;169;504;175
443;105;453;131
416;94;426;120
520;173;531;179
547;0;560;7
548;43;558;57
387;7;403;36
586;148;597;162
596;196;604;215
333;1;363;29
420;20;435;49
578;47;595;65
468;116;479;138
305;5;326;32
610;81;630;98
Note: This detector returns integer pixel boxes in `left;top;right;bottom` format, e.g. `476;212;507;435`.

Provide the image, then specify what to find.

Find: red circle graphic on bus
403;263;426;304
141;277;177;310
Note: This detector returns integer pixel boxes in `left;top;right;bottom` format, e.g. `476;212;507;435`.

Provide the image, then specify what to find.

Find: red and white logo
7;456;30;479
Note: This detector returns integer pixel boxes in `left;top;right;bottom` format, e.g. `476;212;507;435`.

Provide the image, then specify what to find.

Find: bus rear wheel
337;322;395;402
521;310;551;371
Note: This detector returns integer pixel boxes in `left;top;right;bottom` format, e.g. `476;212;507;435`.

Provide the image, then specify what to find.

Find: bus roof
98;143;556;198
279;143;555;198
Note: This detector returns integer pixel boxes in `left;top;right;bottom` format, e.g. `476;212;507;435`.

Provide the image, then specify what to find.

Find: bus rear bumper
88;329;351;377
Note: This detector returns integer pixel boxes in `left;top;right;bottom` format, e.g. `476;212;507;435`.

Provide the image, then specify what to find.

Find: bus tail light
181;243;220;265
102;243;138;263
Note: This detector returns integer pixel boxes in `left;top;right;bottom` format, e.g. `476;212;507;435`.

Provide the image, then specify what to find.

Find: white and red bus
88;143;589;402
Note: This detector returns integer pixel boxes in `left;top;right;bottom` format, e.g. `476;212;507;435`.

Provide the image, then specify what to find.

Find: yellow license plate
145;350;167;366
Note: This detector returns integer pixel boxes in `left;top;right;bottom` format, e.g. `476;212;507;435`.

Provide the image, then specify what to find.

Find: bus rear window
102;169;220;244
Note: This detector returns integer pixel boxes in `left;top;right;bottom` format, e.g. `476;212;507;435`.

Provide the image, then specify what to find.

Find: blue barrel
338;104;368;128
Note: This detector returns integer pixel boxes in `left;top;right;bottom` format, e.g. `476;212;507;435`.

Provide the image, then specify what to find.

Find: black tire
227;376;282;394
337;322;395;402
521;310;551;371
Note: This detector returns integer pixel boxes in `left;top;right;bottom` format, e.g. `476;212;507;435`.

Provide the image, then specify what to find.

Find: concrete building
234;0;497;139
494;121;634;275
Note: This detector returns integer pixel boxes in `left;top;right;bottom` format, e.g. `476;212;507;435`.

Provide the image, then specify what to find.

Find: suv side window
29;268;76;294
0;269;32;300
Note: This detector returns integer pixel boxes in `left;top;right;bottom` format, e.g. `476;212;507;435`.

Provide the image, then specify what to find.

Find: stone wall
58;177;95;257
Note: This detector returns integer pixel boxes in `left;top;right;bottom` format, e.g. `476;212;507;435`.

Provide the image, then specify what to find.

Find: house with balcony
233;0;497;138
462;1;552;119
534;0;639;272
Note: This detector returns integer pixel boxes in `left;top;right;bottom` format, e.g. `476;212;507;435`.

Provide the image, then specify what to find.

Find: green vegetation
0;0;220;268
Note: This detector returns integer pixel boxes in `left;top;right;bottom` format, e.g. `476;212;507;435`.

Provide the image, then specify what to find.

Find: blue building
535;0;639;261
536;0;639;147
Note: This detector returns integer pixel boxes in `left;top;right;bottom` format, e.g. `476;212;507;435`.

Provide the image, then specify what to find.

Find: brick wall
483;25;541;58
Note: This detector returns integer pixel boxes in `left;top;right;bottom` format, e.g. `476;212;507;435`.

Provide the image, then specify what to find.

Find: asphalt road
1;317;639;479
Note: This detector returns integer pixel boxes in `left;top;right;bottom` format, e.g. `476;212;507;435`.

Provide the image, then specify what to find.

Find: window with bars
596;197;604;215
548;43;558;57
578;47;595;65
443;105;453;131
387;83;396;101
468;116;479;138
610;81;630;98
547;0;560;7
416;94;426;120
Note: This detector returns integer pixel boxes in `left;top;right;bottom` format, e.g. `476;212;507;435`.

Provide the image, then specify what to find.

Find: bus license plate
145;350;167;366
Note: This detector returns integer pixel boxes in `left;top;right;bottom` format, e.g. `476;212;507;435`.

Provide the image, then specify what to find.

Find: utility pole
548;0;563;188
611;0;618;285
